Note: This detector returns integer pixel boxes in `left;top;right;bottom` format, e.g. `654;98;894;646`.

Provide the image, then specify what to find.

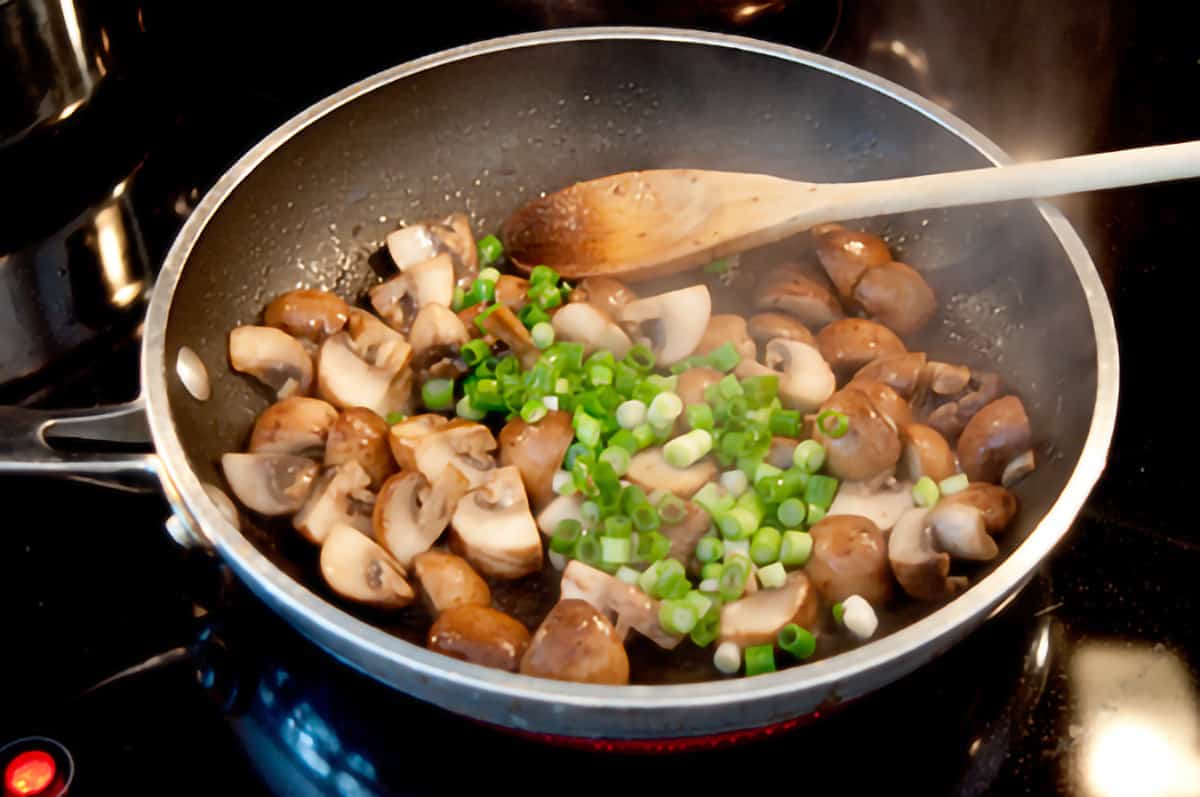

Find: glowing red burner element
4;750;56;796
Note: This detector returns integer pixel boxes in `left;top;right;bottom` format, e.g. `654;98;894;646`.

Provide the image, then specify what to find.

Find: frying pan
0;28;1118;739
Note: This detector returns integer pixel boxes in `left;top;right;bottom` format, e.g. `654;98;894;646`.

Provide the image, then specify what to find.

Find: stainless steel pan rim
142;27;1119;736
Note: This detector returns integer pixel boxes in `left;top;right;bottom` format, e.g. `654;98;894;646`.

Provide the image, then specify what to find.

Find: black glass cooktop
2;2;1196;795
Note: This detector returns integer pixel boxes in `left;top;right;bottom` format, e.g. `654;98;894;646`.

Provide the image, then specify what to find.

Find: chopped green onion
723;540;750;561
601;536;633;565
616;399;647;429
555;377;571;394
451;286;466;312
551;519;583;554
647;392;684;427
686;402;715;431
769;409;801;438
635;530;671;563
581;500;601;528
719;470;749;498
646;488;670;508
696;536;724;563
519;399;547;424
718;373;743;400
518;303;551;328
632;423;656;449
653;559;689;600
421;378;455;410
804;474;839;510
703;257;732;273
632;503;660;532
692;482;735;517
621;484;648;513
530;322;555;349
807;503;828;525
385;412;406;425
717;508;757;540
714;641;741;674
690;605;722;647
576;533;602;566
461;338;491;367
832;601;845;626
607;429;638;454
659;600;699;635
658;495;689;525
563;441;594;471
939;473;970;495
778;624;816;659
615;565;641;586
684;590;714;619
741;375;778;408
478;266;502;284
913;476;940;508
701;561;725;581
719;557;752;602
473;302;502;333
780;530;813;567
624;344;656;373
574;412;602;448
777;498;807;529
529;264;559;287
664;429;713;468
750;526;782;566
707;343;742;373
588;364;613;386
779;467;808;499
757;561;787;589
817;409;850;438
744;644;776;676
599;446;631;476
477;234;504;267
603;515;633;539
456;395;486;421
465;277;496;307
792;440;827;473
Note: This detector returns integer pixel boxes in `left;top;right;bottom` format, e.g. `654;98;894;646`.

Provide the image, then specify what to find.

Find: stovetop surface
2;2;1197;795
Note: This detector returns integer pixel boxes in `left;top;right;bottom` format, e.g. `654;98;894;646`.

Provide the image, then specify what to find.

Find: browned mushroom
748;312;816;349
520;599;629;685
845;378;912;430
923;361;972;396
853;261;937;336
928;501;997;561
478;303;540;369
889;508;967;600
660;501;712;566
939;483;1017;533
498;410;574;510
814;387;901;482
763;339;836;412
919;370;1002;442
827;479;915;532
551;302;634;359
617;285;712;366
293;461;376;544
852;352;928;399
570;277;638;318
899;423;958;483
324;407;396;489
805;514;893;605
229;326;314;398
374;469;469;567
494;275;530;310
765;436;800;469
412;421;498;490
816;318;907;382
263;289;349;341
559;561;682;649
626;447;717;499
448;466;543;579
694;314;756;363
412;550;491;617
427;605;531;672
221;453;319;516
248;397;338;455
811;224;892;299
369;253;455;331
386;413;449;471
386;213;478;288
956;396;1033;484
719;571;821;647
754;264;844;328
676;367;724;407
320;523;414;608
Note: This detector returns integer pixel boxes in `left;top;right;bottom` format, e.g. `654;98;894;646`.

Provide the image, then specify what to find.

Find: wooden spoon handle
819;140;1200;222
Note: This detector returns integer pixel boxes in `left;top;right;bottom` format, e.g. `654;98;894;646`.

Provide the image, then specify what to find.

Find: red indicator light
4;750;56;796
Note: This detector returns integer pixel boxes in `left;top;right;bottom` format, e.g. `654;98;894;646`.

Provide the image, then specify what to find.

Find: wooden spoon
502;141;1200;281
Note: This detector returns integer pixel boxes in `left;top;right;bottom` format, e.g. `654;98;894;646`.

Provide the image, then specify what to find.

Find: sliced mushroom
439;212;479;286
293;461;375;544
248;397;338;455
320;523;414;608
617;285;712;366
811;224;892;299
719;571;820;647
413;421;497;490
889;507;966;601
386;224;440;271
755;265;844;328
853;261;937;336
814;387;902;482
551;302;634;359
675;367;724;407
478;303;540;369
805;514;893;605
827;479;914;532
852;352;928;399
427;605;531;672
412;550;491;617
748;311;816;349
449;466;543;579
263;289;350;342
928;501;998;561
956;396;1033;484
923;361;972;396
626;447;717;499
1001;450;1036;487
494;275;530;311
817;318;907;383
498;410;574;509
374;469;469;567
766;436;799;469
221;453;319;515
536;494;586;536
409;303;469;358
386;413;449;471
694;314;756;363
846;378;912;430
229;326;314;398
520;599;630;685
763;339;836;412
345;309;413;369
387;213;477;287
899;424;958;483
369;253;455;331
940;483;1018;533
317;332;412;418
560;560;682;649
920;370;1003;442
661;501;712;566
570;277;638;319
325;407;396;489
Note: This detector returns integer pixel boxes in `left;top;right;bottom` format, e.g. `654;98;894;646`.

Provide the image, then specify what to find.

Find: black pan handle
0;399;160;492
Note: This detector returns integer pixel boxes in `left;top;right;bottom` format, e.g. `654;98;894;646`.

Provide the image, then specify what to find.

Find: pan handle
0;399;160;492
